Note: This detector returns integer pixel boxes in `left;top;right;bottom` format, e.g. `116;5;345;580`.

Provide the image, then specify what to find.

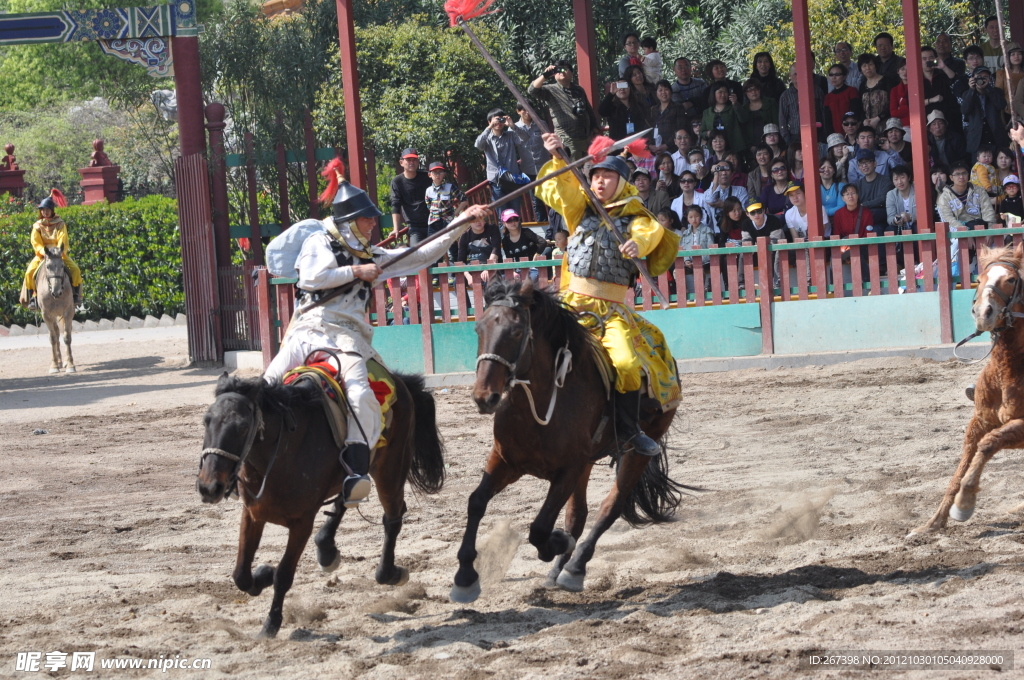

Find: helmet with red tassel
319;157;382;223
38;188;67;211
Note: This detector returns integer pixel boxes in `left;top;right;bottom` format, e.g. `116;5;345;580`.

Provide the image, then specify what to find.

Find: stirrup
965;384;975;402
342;474;372;509
27;296;38;311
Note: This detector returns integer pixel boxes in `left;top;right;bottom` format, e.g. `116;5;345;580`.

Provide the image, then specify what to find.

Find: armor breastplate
567;212;637;286
296;235;374;310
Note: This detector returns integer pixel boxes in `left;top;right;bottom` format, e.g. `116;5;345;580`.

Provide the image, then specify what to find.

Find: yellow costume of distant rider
21;189;82;309
538;132;680;456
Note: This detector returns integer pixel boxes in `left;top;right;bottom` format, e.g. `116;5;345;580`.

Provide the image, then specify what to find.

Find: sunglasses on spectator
771;167;788;173
829;71;845;77
680;178;696;183
747;208;765;215
843;120;858;126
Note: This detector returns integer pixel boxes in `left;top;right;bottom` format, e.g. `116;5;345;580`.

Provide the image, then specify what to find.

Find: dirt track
2;336;1024;678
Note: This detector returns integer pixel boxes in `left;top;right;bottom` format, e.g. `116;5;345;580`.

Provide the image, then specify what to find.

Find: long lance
377;127;653;275
450;16;671;306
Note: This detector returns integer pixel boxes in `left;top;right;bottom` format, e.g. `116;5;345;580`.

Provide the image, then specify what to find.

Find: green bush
0;196;183;327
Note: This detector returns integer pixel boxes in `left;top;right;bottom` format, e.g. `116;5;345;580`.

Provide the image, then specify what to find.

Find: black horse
197;371;444;637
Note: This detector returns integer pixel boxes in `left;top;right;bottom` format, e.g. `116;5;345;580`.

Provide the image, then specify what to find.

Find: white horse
36;246;76;374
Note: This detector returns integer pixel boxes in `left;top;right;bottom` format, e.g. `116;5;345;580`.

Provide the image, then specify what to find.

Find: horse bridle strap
200;395;264;497
954;259;1024;363
510;343;572;426
475;299;533;384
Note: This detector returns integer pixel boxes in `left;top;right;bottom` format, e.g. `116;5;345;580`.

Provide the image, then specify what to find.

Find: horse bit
199;393;282;500
476;299;573;426
954;259;1024;362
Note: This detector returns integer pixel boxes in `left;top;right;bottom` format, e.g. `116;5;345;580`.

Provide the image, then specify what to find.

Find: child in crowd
1001;175;1023;223
641;37;663;84
680;205;715;267
971;146;1000;199
551;229;569;259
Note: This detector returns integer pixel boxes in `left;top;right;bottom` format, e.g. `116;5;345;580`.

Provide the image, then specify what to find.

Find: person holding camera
960;65;1009;158
598;78;653;142
475;108;533;216
528;61;600;160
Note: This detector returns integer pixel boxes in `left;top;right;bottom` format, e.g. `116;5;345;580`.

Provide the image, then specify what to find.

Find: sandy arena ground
2;332;1024;678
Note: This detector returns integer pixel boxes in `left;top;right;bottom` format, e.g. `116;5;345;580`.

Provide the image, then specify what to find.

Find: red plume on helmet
587;136;615;163
443;0;497;26
50;188;68;208
624;138;652;159
318;158;347;206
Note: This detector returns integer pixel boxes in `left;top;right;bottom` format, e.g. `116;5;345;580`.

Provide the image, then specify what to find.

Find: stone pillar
78;139;121;205
0;143;27;198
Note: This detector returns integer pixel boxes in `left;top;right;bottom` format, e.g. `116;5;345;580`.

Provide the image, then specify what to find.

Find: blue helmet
588;154;631;182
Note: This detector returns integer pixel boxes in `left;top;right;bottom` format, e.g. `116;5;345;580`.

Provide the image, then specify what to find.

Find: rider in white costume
264;172;486;506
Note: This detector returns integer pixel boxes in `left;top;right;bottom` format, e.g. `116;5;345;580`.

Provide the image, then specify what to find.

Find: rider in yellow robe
21;191;82;309
538;134;680;456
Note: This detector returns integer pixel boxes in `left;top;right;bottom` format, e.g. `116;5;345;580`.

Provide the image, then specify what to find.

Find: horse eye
510;327;523;339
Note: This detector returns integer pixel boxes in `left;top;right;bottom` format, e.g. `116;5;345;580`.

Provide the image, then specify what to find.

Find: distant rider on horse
537;132;680;457
20;189;82;310
263;160;488;507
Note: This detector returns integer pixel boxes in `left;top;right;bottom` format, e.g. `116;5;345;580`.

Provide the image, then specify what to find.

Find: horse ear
1015;239;1024;263
518;276;534;302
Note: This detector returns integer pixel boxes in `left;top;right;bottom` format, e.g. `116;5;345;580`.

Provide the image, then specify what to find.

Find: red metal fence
256;223;1023;371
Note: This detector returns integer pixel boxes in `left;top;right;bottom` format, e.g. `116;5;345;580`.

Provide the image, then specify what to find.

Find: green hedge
0;197;183;327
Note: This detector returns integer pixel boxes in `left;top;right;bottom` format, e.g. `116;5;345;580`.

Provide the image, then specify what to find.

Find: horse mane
978;244;1022;272
484;278;599;363
215;374;321;417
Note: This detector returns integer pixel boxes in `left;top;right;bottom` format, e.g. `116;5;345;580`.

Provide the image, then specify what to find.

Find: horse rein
200;393;283;501
953;259;1024;363
475;299;574;426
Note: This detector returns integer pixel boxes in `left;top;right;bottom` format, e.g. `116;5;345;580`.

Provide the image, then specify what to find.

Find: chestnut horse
451;278;691;602
913;243;1024;534
196;371;444;637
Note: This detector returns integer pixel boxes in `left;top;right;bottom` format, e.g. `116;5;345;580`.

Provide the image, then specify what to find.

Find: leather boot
27;295;38;311
72;285;82;304
966;384;975;402
341;442;372;508
615;389;661;457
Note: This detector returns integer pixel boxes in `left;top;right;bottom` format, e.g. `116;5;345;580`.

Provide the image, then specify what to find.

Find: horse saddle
282;352;399;451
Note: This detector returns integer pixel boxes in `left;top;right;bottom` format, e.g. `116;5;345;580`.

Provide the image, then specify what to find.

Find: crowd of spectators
393;16;1024;287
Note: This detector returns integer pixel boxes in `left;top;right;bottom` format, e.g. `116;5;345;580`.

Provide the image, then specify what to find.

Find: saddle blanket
282;356;398;450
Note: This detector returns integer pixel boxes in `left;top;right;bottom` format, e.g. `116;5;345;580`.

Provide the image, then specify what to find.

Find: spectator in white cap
762;123;784;159
926;109;967;167
826;132;851;182
425;160;468;265
883;117;912;166
1001;174;1023;223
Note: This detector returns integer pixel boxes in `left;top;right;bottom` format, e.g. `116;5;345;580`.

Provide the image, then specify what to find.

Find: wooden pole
335;0;366;190
901;0;938;236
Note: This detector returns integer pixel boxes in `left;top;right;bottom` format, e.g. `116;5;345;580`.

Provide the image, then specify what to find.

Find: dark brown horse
451;278;690;602
913;243;1024;535
196;371;444;637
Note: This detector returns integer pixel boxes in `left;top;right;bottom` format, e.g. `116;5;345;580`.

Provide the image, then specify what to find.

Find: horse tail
619;441;698;527
396;373;446;494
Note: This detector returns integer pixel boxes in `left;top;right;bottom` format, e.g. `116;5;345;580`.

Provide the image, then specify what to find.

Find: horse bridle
475;298;574;426
954;259;1024;362
199;393;275;499
475;299;534;388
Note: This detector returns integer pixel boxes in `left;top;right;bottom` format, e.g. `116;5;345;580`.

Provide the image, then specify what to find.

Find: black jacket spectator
598;92;653;141
389;170;432;226
961;85;1010;157
457;223;503;263
501;228;545;261
928;128;967;167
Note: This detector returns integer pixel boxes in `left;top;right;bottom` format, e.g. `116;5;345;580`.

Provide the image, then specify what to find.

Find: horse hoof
555;569;585;593
257;626;279;639
48;368;60;374
393;566;409;587
65;366;76;373
950;504;975;522
320;551;341;573
449;580;481;604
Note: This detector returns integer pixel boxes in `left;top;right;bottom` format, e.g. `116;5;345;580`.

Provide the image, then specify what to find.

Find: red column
172;37;206;158
335;0;367;190
572;0;598;108
304;108;320;219
206;103;232;268
791;0;823;241
902;0;934;237
1011;0;1024;47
